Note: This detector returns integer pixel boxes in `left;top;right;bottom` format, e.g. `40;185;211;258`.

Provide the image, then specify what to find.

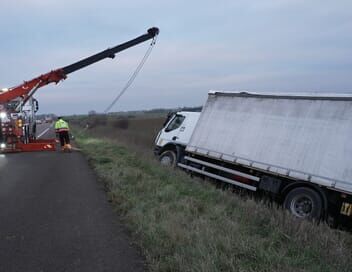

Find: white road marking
37;127;50;138
37;123;54;139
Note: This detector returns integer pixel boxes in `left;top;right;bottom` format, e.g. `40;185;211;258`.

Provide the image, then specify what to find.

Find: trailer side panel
187;92;352;190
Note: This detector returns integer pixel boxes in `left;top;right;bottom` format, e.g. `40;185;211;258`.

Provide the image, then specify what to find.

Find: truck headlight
0;143;6;149
0;112;7;120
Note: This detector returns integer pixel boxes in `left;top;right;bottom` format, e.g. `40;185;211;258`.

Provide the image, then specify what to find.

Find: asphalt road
0;123;144;272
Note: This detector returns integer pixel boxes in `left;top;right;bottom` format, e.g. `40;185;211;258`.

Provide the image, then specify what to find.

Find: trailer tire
159;150;177;167
284;187;323;220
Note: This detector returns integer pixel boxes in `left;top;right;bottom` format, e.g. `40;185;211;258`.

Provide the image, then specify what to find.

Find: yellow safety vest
55;119;69;131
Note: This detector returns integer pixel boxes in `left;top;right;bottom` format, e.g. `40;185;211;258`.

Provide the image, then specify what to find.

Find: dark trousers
59;131;70;146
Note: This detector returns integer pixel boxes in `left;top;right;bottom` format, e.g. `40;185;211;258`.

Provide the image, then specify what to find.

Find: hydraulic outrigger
0;27;159;152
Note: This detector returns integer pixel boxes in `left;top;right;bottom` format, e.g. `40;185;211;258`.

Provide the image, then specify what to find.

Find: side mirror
34;100;39;113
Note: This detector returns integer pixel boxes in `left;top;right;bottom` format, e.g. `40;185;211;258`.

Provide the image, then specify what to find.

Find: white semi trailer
154;91;352;223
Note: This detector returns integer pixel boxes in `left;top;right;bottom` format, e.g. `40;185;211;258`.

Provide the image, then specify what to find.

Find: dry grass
71;115;164;152
73;123;352;272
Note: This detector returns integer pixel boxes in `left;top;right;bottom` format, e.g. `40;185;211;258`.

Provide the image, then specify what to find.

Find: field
71;114;352;272
71;114;165;152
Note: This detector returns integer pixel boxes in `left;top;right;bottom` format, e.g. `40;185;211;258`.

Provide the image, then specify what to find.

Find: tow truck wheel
284;187;323;220
159;150;176;167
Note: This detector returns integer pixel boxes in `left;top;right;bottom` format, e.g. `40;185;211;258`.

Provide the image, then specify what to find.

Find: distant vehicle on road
154;91;352;225
45;116;53;123
35;119;43;125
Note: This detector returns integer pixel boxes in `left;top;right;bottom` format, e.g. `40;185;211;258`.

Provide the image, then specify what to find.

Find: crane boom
63;27;159;75
0;27;159;104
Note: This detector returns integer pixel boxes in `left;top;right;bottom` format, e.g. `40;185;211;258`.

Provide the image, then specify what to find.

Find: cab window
165;115;185;132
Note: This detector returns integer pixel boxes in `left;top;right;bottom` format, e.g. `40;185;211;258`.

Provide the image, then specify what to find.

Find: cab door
157;114;186;147
175;112;199;145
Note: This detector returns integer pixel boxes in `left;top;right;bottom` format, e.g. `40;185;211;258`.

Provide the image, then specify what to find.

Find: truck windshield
165;115;185;132
163;112;174;127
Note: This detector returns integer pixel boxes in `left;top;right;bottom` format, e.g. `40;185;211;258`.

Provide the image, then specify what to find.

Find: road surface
0;123;145;272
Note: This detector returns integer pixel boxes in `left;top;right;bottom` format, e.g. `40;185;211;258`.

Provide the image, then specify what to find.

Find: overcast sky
0;0;351;115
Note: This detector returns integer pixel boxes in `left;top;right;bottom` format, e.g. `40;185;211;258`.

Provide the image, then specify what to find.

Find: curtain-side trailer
155;91;352;223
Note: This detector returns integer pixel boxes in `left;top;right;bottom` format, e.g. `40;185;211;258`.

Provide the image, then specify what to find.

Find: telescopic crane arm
0;27;159;104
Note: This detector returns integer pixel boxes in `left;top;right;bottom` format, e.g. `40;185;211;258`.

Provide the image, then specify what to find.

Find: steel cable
103;36;157;113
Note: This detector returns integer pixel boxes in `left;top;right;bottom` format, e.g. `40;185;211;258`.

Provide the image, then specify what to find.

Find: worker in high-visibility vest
55;116;71;151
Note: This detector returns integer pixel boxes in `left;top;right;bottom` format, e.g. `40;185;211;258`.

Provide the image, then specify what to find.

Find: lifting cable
103;35;158;113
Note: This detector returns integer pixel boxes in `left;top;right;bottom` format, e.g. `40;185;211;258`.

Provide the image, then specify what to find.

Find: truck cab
154;111;200;166
0;97;40;151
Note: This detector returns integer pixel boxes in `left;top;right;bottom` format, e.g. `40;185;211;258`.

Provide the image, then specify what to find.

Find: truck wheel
283;187;323;220
159;150;176;167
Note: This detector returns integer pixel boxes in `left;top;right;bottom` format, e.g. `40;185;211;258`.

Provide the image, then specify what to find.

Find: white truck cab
154;111;200;166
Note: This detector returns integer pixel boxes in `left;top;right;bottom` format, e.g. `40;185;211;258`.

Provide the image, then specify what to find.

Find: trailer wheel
284;187;323;220
159;150;176;167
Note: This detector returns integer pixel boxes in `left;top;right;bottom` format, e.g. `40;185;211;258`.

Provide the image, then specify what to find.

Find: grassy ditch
75;131;352;272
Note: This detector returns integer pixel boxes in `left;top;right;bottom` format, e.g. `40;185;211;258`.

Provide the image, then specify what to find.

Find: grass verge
75;131;352;272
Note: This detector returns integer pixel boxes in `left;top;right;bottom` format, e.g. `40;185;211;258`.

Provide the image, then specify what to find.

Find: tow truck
0;27;159;152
